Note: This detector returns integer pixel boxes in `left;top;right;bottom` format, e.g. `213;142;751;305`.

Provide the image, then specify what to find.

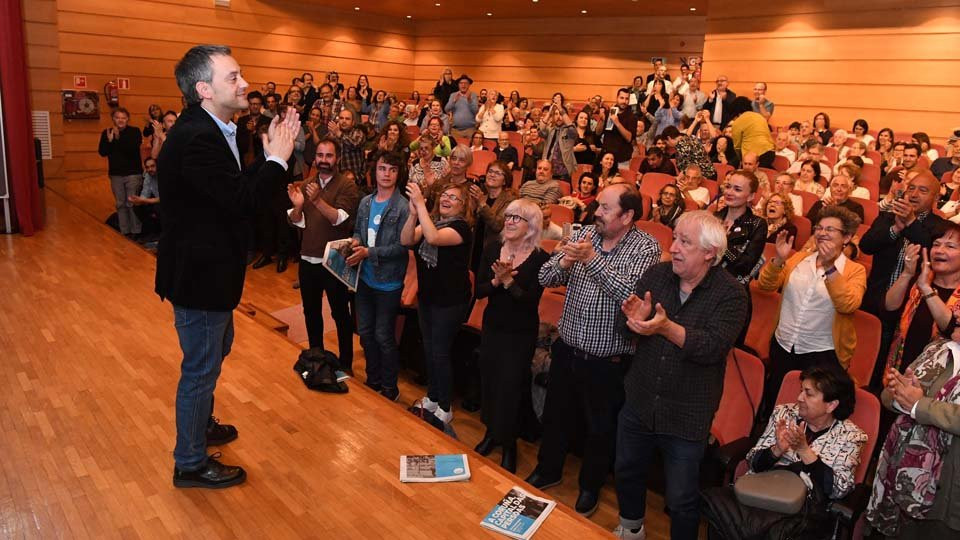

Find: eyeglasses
813;225;844;234
504;213;528;223
486;170;505;177
439;192;462;202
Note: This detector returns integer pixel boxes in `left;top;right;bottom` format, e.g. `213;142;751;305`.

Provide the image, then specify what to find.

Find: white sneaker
612;524;646;540
433;407;453;424
418;396;439;412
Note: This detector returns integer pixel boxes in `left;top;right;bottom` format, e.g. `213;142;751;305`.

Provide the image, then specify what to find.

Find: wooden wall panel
23;0;65;179
412;16;706;103
702;0;960;143
55;0;416;175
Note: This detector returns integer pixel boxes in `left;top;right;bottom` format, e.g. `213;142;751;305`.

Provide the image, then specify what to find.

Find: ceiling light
354;6;359;10
581;9;587;13
406;15;412;18
486;12;492;16
690;7;697;11
434;3;440;6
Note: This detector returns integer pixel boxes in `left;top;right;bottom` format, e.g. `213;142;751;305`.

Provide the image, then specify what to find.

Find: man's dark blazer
155;103;285;312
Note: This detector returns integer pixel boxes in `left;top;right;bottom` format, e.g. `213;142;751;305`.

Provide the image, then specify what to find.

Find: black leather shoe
206;417;238;446
575;490;600;517
380;387;400;402
252;255;273;269
364;380;382;393
474;436;497;456
173;455;246;489
461;398;481;413
500;442;517;473
276;257;288;273
524;468;561;490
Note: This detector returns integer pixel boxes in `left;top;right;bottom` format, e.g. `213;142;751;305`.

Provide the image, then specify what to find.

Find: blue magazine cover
399;454;471;482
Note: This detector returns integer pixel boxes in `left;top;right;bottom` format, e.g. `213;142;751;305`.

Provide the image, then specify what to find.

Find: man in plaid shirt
614;211;748;540
525;183;661;517
327;107;366;184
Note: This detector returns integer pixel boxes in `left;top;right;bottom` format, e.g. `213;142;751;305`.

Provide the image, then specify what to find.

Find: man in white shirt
681;77;707;120
786;142;834;182
775;132;797;164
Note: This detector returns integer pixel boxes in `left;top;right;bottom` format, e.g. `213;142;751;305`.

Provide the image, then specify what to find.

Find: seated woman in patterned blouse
702;365;867;539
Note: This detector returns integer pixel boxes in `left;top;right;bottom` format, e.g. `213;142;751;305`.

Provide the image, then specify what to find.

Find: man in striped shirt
525;183;661;517
519;160;562;205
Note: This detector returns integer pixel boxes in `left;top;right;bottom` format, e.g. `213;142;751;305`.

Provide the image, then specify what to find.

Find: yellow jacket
757;249;867;369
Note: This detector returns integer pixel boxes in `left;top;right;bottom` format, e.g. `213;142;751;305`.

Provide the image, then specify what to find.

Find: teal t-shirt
360;198;403;292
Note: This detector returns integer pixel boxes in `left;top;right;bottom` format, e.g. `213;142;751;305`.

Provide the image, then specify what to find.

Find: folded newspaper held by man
480;486;556;539
322;238;360;292
399;454;471;483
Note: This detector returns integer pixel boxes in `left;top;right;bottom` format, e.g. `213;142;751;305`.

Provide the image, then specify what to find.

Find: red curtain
0;0;43;235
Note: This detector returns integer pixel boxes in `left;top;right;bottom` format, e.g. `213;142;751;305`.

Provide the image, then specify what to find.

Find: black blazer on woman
155;104;287;311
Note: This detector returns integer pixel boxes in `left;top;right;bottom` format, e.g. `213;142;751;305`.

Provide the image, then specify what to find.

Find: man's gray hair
675;210;727;266
175;45;232;105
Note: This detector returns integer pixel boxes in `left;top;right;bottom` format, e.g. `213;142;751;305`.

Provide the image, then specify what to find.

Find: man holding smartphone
601;88;637;170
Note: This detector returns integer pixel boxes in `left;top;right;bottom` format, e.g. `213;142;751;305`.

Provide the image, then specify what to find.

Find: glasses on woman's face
486;169;505;177
813;225;843;235
504;213;528;224
439;192;462;203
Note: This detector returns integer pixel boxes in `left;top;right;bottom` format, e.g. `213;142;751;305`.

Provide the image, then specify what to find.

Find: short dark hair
646;147;664;159
902;142;922;155
375;150;404;169
319;83;333;92
789;121;802;130
800;365;857;420
111;106;130;118
617;87;631;97
266;81;276;87
144;157;157;166
301;72;312;79
315;135;341;158
162;110;178;121
246;90;263;102
853;118;869;133
818;205;861;236
175;44;232;105
729;96;753;118
609;184;644;221
661;126;681;140
801;159;822;179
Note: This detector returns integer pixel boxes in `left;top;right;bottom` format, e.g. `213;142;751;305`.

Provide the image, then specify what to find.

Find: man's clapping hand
262;106;299;162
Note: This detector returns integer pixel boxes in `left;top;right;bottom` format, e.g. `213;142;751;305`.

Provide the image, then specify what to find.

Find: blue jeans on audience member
172;305;234;471
417;301;468;411
355;281;402;391
615;407;706;540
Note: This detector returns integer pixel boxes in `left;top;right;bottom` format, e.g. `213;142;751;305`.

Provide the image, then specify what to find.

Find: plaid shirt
622;263;748;441
338;127;366;182
539;225;661;357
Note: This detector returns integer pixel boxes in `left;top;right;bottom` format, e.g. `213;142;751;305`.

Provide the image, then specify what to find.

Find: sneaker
206;416;238;446
380;387;400;402
418;396;439;413
612;524;646;540
433;407;453;424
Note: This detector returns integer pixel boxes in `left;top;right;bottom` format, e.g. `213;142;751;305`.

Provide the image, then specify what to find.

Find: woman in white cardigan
475;90;505;140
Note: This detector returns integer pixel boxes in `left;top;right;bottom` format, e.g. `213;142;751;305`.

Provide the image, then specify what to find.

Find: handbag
734;469;808;515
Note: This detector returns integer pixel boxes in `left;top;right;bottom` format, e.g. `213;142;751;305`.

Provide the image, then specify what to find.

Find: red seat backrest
849;310;881;387
714;162;734;181
711;348;765;446
790;215;812;249
851;197;879;227
547;203;574;226
744;285;781;363
638;172;676;201
635;220;674;262
772;155;791;172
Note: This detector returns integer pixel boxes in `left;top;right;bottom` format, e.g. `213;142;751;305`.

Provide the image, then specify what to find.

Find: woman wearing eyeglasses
757;205;867;415
473;198;550;472
469;160;518;272
402;181;474;425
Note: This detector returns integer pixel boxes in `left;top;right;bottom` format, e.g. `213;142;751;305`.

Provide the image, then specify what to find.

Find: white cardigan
475;103;504;139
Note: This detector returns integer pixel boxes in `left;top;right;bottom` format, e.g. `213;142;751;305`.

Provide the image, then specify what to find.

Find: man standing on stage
156;45;299;489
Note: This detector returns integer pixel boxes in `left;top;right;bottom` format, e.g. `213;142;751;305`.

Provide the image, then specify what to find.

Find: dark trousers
355;280;402;391
258;191;293;258
417;301;468;411
615;407;707;540
762;338;840;419
480;329;537;445
536;338;625;492
758;150;776;169
298;259;354;369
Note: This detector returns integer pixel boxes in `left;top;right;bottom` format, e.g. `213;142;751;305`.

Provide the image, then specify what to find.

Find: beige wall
23;0;64;179
413;16;706;103
54;0;416;175
702;0;960;143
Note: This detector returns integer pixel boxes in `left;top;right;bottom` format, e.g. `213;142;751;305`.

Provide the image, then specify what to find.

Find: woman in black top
813;112;833;147
401;182;474;424
573;110;599;165
762;193;798;248
474;198;550;472
642;79;669;116
709;135;740;168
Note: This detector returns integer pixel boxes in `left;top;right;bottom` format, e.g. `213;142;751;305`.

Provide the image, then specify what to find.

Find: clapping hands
262;106;300;161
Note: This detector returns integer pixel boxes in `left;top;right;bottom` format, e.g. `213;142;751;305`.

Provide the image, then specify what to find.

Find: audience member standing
615;211;748;540
474;199;550;473
601;88;638;170
347;151;409;402
98;107;144;237
157;45;299;489
704;75;737;129
445;74;479;140
526;184;661;517
236;91;271;169
432;68;457;112
287;137;361;371
327;108;367;185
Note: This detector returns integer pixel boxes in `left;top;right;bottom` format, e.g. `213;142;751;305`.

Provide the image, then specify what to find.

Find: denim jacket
353;189;410;285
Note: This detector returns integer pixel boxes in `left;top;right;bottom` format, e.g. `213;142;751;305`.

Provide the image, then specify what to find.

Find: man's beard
316;163;334;175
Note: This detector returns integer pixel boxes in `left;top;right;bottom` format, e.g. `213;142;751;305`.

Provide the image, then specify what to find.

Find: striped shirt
519;179;561;206
539;225;661;357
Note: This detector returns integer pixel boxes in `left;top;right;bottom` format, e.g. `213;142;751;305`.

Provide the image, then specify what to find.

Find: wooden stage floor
0;178;685;538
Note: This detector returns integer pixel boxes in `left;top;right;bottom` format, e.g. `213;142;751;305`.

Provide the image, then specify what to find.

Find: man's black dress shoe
173;455;246;489
206;417;238;446
276;257;288;273
524;467;562;490
252;255;273;269
474;436;497;456
500;443;517;473
461;398;481;413
575;490;600;517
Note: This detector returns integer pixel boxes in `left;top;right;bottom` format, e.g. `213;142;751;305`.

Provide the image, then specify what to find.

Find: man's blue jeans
172;305;234;471
355;281;402;391
614;407;707;540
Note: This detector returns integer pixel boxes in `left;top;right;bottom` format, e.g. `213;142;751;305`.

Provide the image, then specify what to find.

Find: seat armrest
828;483;870;524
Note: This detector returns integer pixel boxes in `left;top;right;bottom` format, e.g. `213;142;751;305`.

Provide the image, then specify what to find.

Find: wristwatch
923;290;938;300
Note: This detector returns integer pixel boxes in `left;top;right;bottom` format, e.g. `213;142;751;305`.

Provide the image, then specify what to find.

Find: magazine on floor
322;239;361;292
480;486;556;539
399;454;471;483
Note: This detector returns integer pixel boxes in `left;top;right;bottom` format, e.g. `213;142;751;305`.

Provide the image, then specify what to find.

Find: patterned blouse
675;134;716;179
746;403;867;499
